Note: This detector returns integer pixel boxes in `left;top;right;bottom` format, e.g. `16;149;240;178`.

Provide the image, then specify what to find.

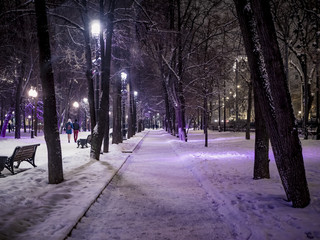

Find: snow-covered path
68;131;234;240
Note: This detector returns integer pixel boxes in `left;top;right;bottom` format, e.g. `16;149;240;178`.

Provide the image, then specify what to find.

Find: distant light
121;72;127;81
91;20;100;36
28;88;38;98
109;111;111;115
28;115;31;119
126;115;128;119
134;91;138;97
73;101;79;108
214;120;218;122
298;111;301;114
237;85;240;88
83;98;88;103
12;111;15;114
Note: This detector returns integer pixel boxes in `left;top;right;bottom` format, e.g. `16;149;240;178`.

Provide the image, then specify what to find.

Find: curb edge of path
121;131;149;153
62;131;149;240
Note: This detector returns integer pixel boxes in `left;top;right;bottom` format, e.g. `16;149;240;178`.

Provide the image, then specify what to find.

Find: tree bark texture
234;0;310;207
81;0;96;134
112;67;123;144
14;63;23;139
204;93;208;147
245;81;252;140
90;0;115;159
253;87;270;179
34;0;63;184
251;0;310;207
127;77;133;139
101;0;110;153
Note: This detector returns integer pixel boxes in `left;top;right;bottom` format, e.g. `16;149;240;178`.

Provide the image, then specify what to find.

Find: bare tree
34;0;63;184
234;0;310;207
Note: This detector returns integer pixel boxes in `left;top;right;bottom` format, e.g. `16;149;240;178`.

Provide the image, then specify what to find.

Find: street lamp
91;20;101;122
73;101;79;108
28;88;38;138
121;72;127;139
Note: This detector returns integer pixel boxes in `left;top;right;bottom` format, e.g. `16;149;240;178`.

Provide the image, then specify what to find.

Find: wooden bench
0;144;40;175
77;134;91;148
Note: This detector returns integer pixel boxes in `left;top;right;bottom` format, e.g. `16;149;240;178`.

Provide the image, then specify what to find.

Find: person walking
73;119;80;143
65;119;73;143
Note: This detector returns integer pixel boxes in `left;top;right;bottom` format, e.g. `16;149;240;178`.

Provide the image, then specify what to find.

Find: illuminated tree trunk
234;0;310;207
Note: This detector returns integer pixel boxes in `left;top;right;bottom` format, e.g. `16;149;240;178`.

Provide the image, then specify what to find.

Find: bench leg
5;160;15;175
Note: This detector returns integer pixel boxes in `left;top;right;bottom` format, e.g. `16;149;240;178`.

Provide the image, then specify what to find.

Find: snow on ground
0;130;146;240
170;131;320;240
0;129;319;240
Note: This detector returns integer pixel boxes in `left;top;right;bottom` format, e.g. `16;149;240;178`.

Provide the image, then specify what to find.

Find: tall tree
234;0;310;207
80;0;96;135
90;0;115;159
34;0;63;184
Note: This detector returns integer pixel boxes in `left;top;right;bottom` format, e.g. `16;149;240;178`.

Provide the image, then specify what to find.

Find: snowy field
0;129;319;239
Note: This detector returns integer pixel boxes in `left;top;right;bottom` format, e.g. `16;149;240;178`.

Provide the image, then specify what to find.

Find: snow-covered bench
77;134;92;148
0;144;40;175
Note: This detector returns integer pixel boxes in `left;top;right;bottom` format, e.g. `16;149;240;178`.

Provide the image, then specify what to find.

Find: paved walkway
68;130;233;240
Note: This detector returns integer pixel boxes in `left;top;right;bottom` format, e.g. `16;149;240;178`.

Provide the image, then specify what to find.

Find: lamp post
91;20;100;122
121;72;127;139
28;88;38;138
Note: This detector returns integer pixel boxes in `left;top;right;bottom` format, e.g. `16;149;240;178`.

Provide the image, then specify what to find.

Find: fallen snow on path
0;129;319;240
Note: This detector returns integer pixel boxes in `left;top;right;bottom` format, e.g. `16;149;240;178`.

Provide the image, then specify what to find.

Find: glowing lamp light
28;88;38;98
91;20;100;37
121;72;127;81
134;91;138;97
73;101;79;108
83;98;88;103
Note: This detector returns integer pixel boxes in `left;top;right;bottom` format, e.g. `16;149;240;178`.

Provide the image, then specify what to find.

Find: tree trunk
176;0;187;142
1;109;13;137
127;76;133;139
204;93;208;147
90;0;115;159
112;64;123;144
245;81;252;140
316;0;320;140
101;0;110;153
14;63;23;139
253;87;270;179
34;97;38;136
162;77;172;134
81;0;96;134
234;0;310;207
34;0;63;184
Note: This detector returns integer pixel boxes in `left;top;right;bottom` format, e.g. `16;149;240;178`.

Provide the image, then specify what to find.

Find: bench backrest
10;144;40;162
87;135;92;144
